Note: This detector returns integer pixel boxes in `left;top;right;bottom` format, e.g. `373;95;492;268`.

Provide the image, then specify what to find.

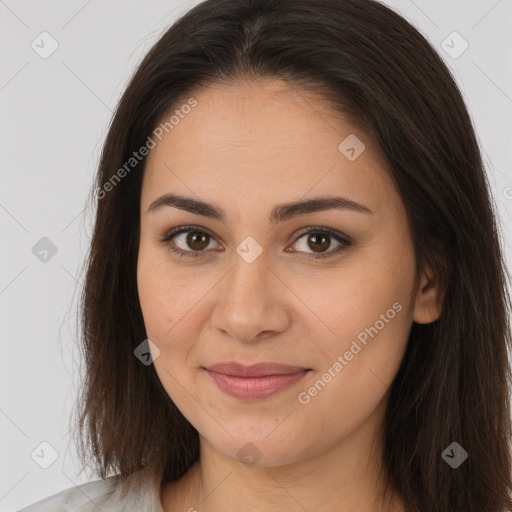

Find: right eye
160;226;223;258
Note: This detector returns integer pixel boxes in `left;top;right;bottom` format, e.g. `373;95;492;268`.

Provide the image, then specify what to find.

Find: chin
202;424;312;468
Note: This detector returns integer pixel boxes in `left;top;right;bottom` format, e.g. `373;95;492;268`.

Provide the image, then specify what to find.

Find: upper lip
204;362;310;377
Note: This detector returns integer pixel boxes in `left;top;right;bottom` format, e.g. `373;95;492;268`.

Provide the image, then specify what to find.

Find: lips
202;362;312;400
205;362;310;377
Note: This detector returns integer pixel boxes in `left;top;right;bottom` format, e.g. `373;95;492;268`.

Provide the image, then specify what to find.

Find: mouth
201;362;312;400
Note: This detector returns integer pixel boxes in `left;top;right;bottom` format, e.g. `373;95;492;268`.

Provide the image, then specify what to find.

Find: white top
17;474;164;512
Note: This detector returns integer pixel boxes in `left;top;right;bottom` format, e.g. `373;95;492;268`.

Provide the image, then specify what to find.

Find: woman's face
137;79;442;467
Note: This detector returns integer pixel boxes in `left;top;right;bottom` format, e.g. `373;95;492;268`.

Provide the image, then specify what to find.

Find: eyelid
160;224;352;258
292;225;352;245
160;225;222;246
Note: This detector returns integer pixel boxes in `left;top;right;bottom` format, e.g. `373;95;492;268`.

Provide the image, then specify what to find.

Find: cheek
136;246;217;375
292;247;414;410
136;253;197;400
137;245;197;341
137;264;174;341
291;251;413;353
292;290;411;452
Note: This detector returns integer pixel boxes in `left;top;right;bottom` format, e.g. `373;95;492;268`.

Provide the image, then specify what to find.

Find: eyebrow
147;192;373;224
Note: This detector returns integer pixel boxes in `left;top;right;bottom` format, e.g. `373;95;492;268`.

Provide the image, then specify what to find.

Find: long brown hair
72;1;512;510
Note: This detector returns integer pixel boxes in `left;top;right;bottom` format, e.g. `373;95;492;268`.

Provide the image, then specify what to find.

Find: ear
413;265;445;324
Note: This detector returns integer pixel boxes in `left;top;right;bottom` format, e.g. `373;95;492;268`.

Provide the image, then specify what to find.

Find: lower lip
204;369;310;400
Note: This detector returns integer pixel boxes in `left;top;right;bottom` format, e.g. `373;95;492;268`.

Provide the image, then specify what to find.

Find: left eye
160;226;352;259
292;231;342;255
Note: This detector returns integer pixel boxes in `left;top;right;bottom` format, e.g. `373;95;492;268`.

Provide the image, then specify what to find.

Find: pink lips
203;362;311;400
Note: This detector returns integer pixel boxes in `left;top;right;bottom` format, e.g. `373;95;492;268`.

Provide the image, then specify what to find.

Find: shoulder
17;474;162;512
17;477;120;511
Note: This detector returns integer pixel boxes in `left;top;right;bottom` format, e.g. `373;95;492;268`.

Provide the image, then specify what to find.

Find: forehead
141;79;397;215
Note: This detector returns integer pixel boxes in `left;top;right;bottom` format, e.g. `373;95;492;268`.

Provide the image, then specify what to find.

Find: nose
210;252;291;343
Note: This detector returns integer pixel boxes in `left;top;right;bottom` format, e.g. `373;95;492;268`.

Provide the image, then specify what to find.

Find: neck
161;400;405;512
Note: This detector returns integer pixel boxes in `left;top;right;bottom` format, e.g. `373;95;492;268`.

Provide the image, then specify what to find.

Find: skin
136;79;444;512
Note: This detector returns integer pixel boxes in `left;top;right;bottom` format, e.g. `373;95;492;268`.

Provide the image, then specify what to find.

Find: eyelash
159;225;352;260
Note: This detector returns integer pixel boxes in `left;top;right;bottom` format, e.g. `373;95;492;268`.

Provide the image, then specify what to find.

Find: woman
20;0;512;510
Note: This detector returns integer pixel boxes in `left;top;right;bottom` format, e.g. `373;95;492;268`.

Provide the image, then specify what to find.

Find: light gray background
1;0;511;510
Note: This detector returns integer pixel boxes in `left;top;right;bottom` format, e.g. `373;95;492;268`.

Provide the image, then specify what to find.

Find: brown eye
161;226;223;259
170;229;220;254
161;225;351;260
291;229;348;257
305;233;332;253
185;231;210;251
